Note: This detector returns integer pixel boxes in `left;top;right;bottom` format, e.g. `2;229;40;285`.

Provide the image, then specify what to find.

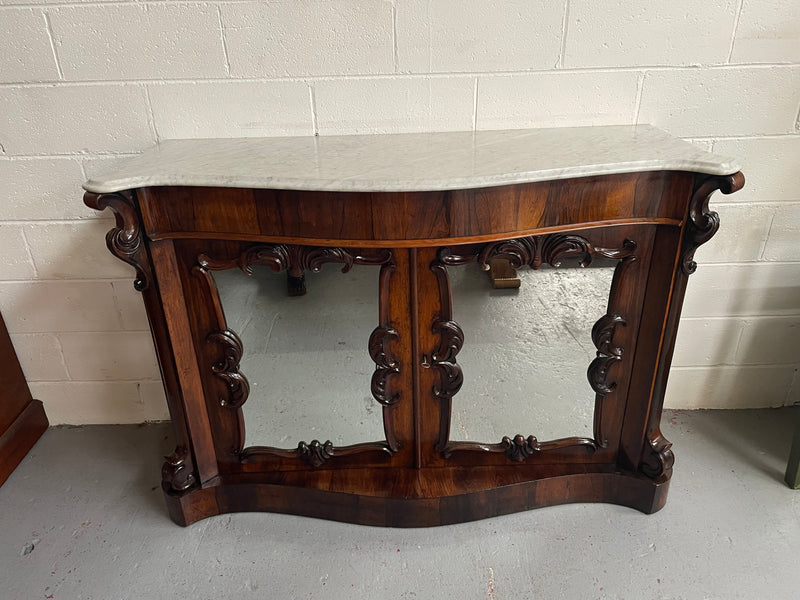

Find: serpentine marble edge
84;125;741;194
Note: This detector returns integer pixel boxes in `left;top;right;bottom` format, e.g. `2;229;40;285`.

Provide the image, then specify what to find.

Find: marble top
83;126;740;194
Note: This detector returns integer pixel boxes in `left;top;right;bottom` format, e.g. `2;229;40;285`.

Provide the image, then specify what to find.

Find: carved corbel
681;172;745;275
161;446;196;491
83;190;152;291
640;433;674;481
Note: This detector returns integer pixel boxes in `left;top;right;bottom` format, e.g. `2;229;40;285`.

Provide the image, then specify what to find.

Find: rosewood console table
83;126;743;526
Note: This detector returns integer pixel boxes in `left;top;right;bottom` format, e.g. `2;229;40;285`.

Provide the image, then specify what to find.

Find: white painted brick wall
395;0;564;72
49;4;228;81
564;0;739;68
476;71;640;129
147;81;314;138
221;1;395;77
0;0;797;423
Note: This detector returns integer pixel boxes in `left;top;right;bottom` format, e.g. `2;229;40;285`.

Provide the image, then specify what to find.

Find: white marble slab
84;125;740;194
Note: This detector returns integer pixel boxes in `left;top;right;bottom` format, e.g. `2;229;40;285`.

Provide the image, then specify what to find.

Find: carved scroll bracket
84;190;152;291
430;320;465;401
682;172;745;275
588;313;626;397
640;433;674;481
427;259;466;454
369;325;400;406
161;446;196;491
207;329;250;409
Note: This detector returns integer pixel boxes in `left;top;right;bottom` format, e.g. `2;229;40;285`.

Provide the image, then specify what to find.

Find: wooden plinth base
0;400;49;487
163;466;669;527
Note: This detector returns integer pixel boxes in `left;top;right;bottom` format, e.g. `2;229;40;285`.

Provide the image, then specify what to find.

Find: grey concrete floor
1;408;799;600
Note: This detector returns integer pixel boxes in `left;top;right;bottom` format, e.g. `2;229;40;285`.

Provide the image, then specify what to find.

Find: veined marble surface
84;125;740;194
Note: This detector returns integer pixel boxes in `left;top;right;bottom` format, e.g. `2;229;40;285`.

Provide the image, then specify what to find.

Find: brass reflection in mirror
435;234;636;459
210;258;387;452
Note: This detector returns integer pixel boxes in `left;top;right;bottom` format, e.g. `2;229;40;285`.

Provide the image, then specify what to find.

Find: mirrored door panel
213;265;384;449
449;262;615;444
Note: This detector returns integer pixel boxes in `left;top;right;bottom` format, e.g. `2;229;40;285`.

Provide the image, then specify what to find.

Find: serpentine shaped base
164;467;668;527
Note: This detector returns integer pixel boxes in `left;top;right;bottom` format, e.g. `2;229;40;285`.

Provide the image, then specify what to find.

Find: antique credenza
84;126;743;526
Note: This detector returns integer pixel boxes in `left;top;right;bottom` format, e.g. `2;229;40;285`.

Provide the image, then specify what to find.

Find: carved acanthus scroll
588;313;626;397
463;234;637;271
198;244;392;277
207;329;250;408
297;439;335;467
681;172;745;275
640;434;675;481
83;190;152;291
429;259;465;452
161;446;196;491
369;325;400;406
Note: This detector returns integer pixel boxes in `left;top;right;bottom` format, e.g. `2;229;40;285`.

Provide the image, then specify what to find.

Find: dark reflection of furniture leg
287;272;306;296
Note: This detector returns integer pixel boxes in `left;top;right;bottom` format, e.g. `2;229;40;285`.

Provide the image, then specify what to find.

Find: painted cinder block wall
0;0;798;424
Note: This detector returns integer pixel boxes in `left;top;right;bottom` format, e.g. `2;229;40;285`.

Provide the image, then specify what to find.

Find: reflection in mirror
213;265;384;449
450;262;615;444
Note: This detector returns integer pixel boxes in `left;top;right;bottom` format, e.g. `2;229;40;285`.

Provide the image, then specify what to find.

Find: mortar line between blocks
730;318;748;365
681;315;800;323
1;152;143;160
216;5;232;77
726;0;745;63
759;211;777;261
670;364;797;372
2;64;797;89
143;86;160;143
42;10;64;81
634;71;646;124
54;333;73;381
308;85;319;136
558;0;570;69
794;97;800;132
18;226;40;280
472;78;478;132
391;2;399;73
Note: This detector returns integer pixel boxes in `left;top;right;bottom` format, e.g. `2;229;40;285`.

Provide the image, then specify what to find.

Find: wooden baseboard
0;399;48;487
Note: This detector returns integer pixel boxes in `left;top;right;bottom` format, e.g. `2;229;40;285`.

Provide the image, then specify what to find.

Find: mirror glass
213;265;385;449
449;262;615;444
